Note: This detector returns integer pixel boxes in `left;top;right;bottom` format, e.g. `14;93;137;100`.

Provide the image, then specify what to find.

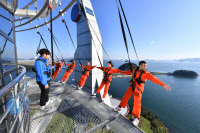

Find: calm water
109;60;200;133
26;60;200;133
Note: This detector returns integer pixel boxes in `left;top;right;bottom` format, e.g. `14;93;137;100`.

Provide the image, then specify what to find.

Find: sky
15;0;200;60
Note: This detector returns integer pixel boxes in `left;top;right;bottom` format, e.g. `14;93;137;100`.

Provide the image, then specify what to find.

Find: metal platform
27;79;144;133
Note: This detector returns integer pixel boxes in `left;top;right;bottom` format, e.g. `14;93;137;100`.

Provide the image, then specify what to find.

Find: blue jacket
34;56;51;85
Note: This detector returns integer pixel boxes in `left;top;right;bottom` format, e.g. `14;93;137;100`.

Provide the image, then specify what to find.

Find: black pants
37;81;50;106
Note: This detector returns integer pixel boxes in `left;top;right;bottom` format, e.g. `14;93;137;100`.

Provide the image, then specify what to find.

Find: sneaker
101;98;105;102
46;105;52;110
58;81;61;83
132;118;139;126
62;81;65;84
91;92;96;96
46;100;53;105
114;106;121;112
40;106;46;110
77;86;82;90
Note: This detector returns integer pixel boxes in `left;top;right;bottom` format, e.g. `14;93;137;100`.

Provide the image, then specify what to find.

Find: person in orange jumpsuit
59;60;75;83
53;60;63;79
114;61;171;126
77;61;96;90
93;61;122;101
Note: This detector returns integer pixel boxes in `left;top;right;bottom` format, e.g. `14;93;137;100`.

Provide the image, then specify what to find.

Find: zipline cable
47;28;66;65
115;0;135;92
37;30;59;61
50;6;54;76
118;0;139;62
62;18;83;66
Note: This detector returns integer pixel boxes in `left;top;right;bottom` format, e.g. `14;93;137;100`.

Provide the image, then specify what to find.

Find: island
116;63;198;78
172;70;198;78
118;63;137;71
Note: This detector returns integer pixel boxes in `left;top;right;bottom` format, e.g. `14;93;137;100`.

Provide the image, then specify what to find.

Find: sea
24;60;200;133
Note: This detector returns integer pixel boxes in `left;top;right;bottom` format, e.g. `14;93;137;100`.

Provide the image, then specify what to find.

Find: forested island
172;70;198;78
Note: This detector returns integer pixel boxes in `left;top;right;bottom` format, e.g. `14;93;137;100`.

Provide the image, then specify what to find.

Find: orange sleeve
82;65;86;68
66;64;70;66
146;73;165;86
110;68;122;73
97;67;106;71
88;66;96;70
122;70;132;75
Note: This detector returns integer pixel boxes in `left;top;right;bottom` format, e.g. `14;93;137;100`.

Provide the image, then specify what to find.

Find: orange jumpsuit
78;65;95;87
119;69;165;119
61;62;75;82
96;67;122;98
53;62;63;79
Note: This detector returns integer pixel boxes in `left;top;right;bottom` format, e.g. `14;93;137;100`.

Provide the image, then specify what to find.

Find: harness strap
104;68;112;82
130;70;146;85
82;66;90;77
135;71;145;85
35;59;51;77
130;84;143;94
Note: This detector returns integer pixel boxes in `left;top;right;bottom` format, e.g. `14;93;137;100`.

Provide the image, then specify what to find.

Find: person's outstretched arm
97;67;106;71
80;65;86;68
122;70;132;75
110;68;122;73
89;65;96;70
146;72;171;91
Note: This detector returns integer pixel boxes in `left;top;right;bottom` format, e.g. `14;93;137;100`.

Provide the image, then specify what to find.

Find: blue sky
15;0;200;60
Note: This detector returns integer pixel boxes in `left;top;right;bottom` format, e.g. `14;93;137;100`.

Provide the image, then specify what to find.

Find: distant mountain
177;58;200;62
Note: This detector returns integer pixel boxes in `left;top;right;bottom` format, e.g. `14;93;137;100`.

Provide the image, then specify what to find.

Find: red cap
48;4;52;9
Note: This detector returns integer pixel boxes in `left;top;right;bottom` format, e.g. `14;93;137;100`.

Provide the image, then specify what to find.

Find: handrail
0;79;26;124
0;65;26;99
3;67;18;78
8;92;28;133
0;65;30;133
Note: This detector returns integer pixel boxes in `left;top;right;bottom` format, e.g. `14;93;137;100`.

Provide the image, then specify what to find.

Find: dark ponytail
108;61;113;67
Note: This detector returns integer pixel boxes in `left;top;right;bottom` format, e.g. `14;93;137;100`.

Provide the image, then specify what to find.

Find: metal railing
0;65;30;133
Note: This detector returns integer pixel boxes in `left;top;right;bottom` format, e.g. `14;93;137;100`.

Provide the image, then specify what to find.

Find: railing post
0;48;9;132
0;66;29;133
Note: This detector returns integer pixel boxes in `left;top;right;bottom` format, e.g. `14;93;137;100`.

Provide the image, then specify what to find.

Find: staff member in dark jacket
34;49;53;106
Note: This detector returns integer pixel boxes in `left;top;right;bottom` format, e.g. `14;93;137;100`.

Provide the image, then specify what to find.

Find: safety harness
32;59;51;77
103;68;112;83
66;63;74;73
55;64;60;70
82;66;90;77
129;69;146;94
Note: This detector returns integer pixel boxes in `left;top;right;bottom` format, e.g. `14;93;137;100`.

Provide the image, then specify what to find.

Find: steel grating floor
28;80;144;133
